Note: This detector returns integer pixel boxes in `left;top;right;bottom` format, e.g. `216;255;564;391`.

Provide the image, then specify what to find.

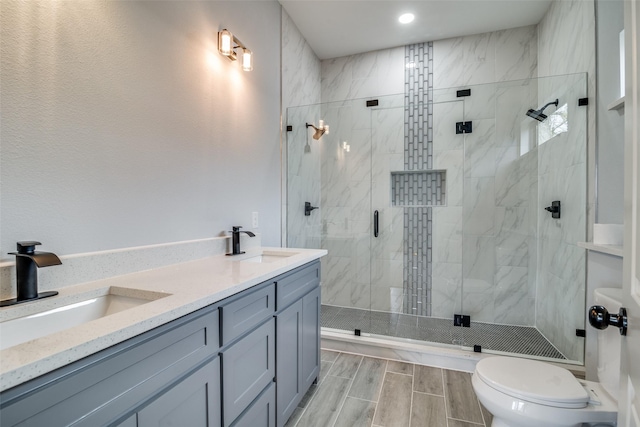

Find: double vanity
0;247;326;427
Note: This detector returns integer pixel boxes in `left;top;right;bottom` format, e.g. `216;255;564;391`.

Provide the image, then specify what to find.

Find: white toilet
472;288;621;427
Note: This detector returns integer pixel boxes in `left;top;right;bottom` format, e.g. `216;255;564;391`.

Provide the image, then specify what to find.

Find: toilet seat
475;357;589;409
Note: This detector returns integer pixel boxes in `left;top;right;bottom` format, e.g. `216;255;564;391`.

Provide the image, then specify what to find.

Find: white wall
0;1;282;265
595;0;625;224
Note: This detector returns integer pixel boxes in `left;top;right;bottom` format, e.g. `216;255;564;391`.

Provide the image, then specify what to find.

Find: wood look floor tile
328;353;363;379
372;372;412;427
480;402;493;425
447;418;485;427
413;365;444;395
348;357;387;401
321;349;340;362
443;370;484;424
295;375;350;427
298;384;317;408
333;397;376;427
410;392;447;427
284;407;304;427
386;360;414;376
318;360;334;385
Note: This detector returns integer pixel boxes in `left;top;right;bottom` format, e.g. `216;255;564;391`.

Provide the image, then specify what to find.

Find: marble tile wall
430;26;539;325
535;74;588;363
535;0;593;363
282;9;322;247
286;104;322;250
314;20;588;363
321;48;405;103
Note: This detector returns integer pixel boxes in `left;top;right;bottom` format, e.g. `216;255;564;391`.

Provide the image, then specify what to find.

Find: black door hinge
576;329;586;337
366;99;379;107
578;98;588;106
456;121;472;134
454;314;471;327
286;125;293;132
457;89;471;97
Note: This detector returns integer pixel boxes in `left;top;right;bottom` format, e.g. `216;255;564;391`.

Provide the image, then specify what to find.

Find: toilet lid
475;357;589;409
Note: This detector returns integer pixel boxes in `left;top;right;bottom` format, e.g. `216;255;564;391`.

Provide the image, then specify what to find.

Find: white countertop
0;247;327;392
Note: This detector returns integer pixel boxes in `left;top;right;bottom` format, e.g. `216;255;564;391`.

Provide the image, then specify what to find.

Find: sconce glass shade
218;29;233;56
242;49;253;71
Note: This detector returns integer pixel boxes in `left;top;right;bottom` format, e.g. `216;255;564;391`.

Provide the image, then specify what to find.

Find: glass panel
286;73;587;364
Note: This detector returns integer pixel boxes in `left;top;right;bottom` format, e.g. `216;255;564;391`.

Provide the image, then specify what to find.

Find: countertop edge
0;247;327;392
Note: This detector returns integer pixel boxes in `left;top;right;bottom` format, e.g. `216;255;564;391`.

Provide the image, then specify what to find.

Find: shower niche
286;73;588;364
391;170;447;207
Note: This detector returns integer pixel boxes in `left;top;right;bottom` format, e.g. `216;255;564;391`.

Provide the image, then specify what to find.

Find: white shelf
607;96;625;110
577;241;624;257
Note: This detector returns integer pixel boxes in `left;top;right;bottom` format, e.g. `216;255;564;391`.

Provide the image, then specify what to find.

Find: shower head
306;122;328;140
526;99;559;122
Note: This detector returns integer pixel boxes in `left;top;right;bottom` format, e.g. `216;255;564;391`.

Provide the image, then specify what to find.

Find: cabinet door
138;357;221;427
221;318;275;426
231;383;275;427
301;286;320;390
275;299;303;427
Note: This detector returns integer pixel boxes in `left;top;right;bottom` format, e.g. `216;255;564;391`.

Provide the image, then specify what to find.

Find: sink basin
239;251;299;263
0;288;168;351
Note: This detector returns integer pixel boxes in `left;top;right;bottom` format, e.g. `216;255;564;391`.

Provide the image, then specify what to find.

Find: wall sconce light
342;141;351;152
306;120;329;140
218;29;253;71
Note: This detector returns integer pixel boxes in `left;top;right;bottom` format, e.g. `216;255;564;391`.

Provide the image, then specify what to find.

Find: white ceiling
279;0;553;59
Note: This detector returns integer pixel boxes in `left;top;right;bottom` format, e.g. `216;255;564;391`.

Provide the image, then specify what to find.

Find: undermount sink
239;250;299;263
0;288;169;351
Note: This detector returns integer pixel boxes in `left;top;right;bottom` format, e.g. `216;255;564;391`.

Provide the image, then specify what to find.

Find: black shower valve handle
544;200;561;218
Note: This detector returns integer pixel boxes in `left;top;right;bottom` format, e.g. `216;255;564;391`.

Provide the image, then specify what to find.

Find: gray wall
1;1;282;259
595;0;625;224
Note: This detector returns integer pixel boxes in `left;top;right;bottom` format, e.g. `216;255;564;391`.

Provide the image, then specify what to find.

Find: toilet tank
594;288;623;401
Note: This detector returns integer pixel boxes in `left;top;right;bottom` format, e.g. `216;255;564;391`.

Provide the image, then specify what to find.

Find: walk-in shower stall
286;73;587;364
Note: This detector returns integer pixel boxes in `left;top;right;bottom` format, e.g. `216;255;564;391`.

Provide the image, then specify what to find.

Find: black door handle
588;305;628;335
374;210;379;238
305;202;318;216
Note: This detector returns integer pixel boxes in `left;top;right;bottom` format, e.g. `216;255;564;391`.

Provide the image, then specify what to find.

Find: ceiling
279;0;553;59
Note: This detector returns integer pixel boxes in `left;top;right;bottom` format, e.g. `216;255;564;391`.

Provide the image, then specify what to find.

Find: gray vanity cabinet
137;357;221;427
0;259;321;427
275;261;321;427
0;305;220;427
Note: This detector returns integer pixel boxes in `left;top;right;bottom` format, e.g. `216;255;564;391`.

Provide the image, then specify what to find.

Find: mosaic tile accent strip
404;42;434;171
402;42;435;317
391;171;446;206
403;207;432;316
321;305;567;360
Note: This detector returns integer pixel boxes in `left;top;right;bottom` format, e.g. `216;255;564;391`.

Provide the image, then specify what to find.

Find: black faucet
226;226;256;256
1;241;62;307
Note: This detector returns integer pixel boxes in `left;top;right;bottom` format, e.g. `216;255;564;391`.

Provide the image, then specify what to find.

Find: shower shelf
607;96;625;111
391;170;446;207
577;242;623;257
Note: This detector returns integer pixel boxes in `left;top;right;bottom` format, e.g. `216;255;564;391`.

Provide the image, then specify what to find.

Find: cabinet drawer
0;305;219;427
231;383;275;427
221;283;275;345
276;261;320;310
221;318;275;427
138;357;221;427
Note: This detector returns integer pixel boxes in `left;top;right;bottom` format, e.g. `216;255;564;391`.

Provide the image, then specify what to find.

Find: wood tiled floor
285;350;493;427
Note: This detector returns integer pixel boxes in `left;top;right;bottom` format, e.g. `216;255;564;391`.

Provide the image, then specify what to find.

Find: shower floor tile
321;304;567;360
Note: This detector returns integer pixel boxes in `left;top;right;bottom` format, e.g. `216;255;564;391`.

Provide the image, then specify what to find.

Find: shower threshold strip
321;304;566;360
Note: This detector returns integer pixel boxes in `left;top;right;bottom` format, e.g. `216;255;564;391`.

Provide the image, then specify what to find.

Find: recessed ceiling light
398;13;415;24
